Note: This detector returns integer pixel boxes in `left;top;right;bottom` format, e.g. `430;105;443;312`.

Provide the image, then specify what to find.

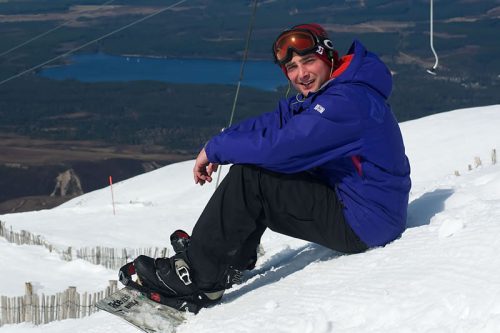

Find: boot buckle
174;259;192;285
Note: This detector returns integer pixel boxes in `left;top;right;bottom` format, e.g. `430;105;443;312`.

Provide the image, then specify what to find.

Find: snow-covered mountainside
1;104;500;332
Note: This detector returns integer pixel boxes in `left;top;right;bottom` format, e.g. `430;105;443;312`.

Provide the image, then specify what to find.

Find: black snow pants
187;164;368;290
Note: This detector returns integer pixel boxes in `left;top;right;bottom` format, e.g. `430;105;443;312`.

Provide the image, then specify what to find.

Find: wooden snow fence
454;148;497;176
0;281;118;326
0;222;169;326
0;221;169;269
75;246;169;269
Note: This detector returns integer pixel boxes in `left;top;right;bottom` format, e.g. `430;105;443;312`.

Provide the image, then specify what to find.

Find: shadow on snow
406;188;454;228
223;188;454;301
223;243;343;302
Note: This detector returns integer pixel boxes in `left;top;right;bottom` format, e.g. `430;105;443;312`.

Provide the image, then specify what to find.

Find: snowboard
96;287;186;333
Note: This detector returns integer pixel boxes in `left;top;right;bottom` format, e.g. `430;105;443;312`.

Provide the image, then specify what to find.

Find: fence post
50;295;55;322
43;294;48;324
89;293;94;315
68;287;77;319
24;282;33;323
56;292;62;320
108;280;118;295
82;292;87;318
11;297;16;324
76;289;81;319
6;297;11;324
34;292;40;325
96;247;101;265
16;296;21;324
112;280;118;293
1;296;6;326
474;156;482;168
492;149;497;165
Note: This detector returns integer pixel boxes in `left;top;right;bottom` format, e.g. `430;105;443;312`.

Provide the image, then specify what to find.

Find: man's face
285;53;331;96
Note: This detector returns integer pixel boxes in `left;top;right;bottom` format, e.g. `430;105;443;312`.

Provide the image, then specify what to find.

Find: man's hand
193;148;219;185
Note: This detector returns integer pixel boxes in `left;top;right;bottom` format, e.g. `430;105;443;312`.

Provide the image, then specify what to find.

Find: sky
1;104;500;332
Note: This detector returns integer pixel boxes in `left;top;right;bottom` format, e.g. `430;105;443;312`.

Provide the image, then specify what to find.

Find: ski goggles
272;29;333;65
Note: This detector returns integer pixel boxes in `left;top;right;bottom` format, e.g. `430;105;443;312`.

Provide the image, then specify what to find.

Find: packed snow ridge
1;104;500;332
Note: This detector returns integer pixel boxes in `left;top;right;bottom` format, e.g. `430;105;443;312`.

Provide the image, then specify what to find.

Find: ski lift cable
427;0;439;75
0;0;187;87
226;0;259;129
214;0;259;189
0;0;117;58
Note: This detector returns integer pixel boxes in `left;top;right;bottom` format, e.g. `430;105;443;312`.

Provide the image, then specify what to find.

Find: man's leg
187;164;267;290
187;164;367;291
257;167;367;254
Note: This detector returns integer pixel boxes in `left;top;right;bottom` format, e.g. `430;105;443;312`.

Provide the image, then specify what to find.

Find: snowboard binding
118;260;202;313
117;230;221;313
117;229;245;314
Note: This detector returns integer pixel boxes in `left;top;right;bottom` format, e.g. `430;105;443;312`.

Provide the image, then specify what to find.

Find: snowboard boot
119;252;226;313
118;229;251;313
133;254;197;297
170;229;190;254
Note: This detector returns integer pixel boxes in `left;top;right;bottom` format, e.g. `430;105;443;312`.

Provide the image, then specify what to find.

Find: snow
0;238;115;297
1;104;500;332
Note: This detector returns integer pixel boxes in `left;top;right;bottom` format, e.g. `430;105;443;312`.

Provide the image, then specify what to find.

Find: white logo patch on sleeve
314;104;326;114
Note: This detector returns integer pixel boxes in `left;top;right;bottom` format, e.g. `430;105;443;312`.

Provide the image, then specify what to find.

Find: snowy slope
1;104;500;332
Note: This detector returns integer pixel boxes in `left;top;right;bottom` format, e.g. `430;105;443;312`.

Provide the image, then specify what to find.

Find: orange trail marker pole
109;176;116;215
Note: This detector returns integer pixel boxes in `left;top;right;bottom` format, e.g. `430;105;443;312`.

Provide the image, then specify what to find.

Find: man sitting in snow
123;23;411;313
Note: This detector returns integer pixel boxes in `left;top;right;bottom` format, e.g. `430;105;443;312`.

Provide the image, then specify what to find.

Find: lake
39;53;288;91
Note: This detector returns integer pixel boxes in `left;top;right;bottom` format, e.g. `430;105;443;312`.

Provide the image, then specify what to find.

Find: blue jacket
205;40;411;247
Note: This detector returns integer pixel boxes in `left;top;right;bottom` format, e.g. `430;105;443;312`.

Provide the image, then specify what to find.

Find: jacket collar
292;40;363;104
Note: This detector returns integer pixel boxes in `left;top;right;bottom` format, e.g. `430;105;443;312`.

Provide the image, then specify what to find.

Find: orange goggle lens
273;30;317;64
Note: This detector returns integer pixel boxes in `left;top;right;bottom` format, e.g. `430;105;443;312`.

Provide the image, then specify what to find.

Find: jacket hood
332;40;392;100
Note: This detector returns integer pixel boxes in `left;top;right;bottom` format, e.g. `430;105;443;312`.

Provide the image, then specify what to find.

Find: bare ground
0;134;191;214
0;133;190;166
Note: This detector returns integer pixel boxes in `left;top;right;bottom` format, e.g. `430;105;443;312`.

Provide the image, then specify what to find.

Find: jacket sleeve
222;109;280;133
205;92;363;173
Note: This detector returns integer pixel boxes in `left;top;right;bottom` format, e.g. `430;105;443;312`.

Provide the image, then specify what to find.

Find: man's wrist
204;140;217;164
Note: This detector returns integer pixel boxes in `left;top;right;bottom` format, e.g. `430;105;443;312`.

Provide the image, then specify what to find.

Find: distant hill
0;0;498;209
1;0;498;134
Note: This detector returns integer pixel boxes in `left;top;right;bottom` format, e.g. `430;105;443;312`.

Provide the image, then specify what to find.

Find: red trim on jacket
351;155;362;176
333;55;361;176
331;54;354;79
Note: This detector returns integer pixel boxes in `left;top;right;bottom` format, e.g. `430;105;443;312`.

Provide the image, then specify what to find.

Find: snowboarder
122;23;411;313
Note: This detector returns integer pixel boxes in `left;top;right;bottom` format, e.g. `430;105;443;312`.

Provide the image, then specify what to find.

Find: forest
0;0;498;210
